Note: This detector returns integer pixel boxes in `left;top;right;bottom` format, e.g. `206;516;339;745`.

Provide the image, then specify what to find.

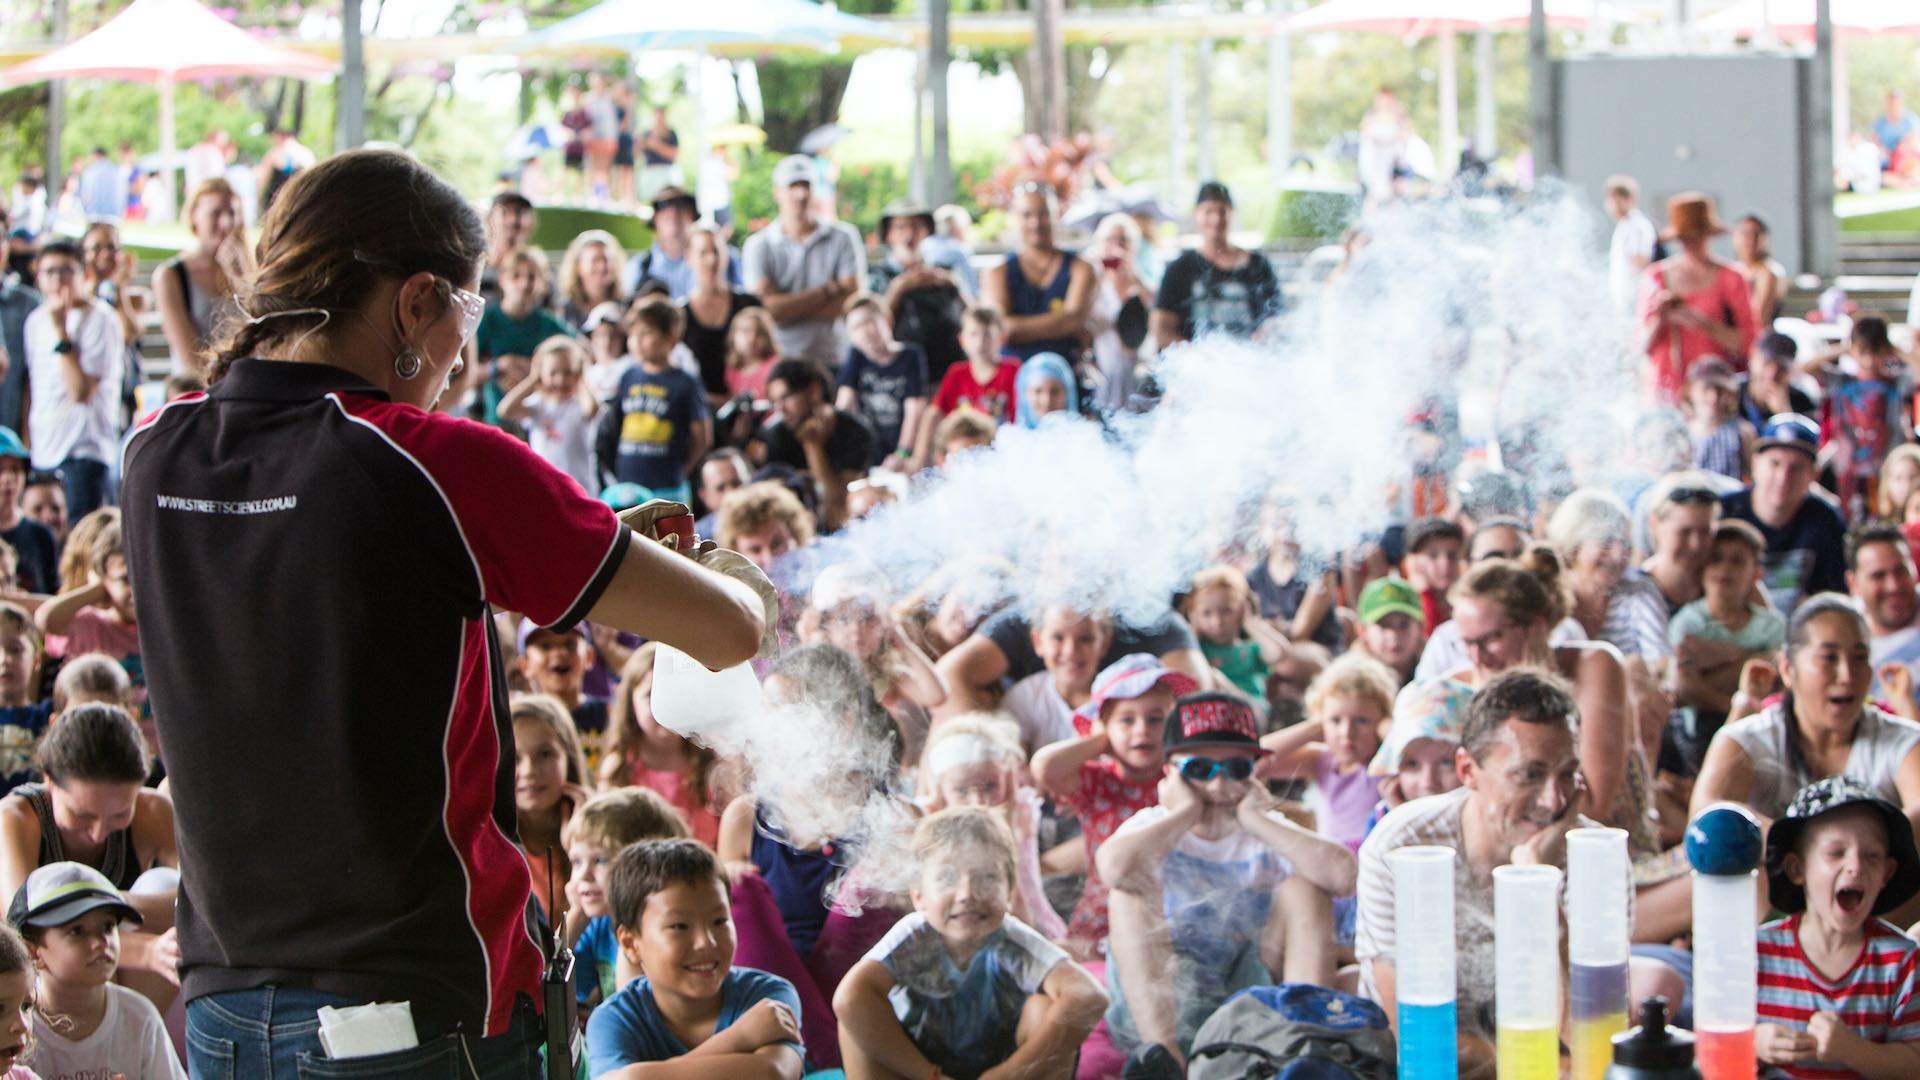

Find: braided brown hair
210;149;485;383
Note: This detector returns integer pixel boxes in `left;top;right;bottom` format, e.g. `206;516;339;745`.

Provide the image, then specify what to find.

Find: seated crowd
6;157;1920;1080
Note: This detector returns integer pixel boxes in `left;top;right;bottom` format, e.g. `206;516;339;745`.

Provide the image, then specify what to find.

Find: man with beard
1850;525;1920;715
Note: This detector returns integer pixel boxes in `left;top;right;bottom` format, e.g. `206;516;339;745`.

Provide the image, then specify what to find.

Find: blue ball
1685;803;1764;876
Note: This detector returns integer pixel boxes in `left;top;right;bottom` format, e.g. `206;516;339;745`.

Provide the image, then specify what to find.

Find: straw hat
1662;191;1727;242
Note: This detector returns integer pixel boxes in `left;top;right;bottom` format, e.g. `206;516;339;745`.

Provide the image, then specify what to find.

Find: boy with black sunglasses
1094;693;1357;1078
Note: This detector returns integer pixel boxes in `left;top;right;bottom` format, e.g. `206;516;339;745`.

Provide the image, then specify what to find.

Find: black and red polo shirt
121;358;631;1036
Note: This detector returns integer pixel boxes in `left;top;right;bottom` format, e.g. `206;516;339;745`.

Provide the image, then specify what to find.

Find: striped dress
1756;914;1920;1079
1694;418;1745;480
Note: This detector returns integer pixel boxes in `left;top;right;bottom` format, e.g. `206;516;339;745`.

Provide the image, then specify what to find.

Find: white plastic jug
648;644;764;748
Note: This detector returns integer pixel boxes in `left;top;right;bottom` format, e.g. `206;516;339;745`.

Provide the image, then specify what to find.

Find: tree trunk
1029;0;1066;139
755;58;854;153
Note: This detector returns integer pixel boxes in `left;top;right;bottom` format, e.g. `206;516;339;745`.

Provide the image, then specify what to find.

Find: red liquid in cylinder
1695;1027;1755;1080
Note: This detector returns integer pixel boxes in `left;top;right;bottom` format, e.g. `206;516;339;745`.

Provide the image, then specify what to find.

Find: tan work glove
697;548;782;658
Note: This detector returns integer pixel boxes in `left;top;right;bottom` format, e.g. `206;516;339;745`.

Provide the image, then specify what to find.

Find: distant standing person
981;182;1092;364
1151;181;1280;349
640;106;680;202
624;187;738;302
153;178;248;377
1873;91;1919;169
1604;174;1657;321
23;241;124;520
1731;214;1787;328
256;127;317;213
924;204;980;296
868;201;966;383
1637;192;1757;404
741;156;865;369
610;82;637;207
696;142;738;231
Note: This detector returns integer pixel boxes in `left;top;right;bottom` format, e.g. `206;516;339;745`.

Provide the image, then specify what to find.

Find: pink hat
1072;653;1199;731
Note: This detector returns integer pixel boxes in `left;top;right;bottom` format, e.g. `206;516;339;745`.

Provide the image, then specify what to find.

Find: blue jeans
59;456;108;520
185;986;545;1079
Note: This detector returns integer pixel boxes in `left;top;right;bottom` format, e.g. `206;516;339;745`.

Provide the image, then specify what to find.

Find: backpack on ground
1187;984;1396;1080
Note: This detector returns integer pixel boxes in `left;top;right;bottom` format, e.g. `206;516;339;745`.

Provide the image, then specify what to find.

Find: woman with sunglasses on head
1641;470;1722;616
119;149;775;1080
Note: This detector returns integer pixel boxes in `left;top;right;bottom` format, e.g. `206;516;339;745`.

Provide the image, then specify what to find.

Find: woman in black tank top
0;705;177;988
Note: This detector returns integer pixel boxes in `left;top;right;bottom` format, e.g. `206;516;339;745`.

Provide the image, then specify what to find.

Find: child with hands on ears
919;714;1065;940
1097;693;1358;1077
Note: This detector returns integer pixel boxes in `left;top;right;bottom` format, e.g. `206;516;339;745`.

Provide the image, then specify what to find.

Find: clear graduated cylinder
1566;828;1630;1080
1495;864;1563;1080
647;643;764;745
1390;846;1457;1080
1692;870;1758;1080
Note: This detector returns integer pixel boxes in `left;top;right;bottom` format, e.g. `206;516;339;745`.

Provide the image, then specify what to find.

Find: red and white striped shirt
1756;915;1920;1079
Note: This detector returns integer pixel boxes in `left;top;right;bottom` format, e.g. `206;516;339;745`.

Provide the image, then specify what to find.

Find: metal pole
1168;41;1186;203
1475;25;1495;160
929;0;952;205
159;78;177;220
45;0;67;199
337;0;366;150
1267;0;1292;188
1437;28;1458;180
1807;0;1836;279
1528;0;1554;179
909;43;926;204
1196;38;1214;183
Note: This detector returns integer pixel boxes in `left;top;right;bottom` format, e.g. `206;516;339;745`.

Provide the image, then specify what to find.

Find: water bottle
1605;997;1701;1080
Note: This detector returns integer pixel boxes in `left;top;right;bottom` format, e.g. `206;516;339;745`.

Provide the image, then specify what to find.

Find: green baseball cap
1357;576;1424;626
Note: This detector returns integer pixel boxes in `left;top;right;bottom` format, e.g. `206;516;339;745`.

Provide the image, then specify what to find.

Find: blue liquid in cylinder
1398;1000;1458;1080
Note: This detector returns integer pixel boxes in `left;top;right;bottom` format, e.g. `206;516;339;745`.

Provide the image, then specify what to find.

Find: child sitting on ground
563;786;690;1012
836;295;930;470
1098;693;1357;1077
1367;678;1474;813
805;564;948;776
10;862;182;1079
915;306;1021;466
512;693;592;920
499;335;601;495
1670;518;1785;761
1756;777;1920;1079
517;620;610;772
598;645;728;846
0;922;37;1079
920;713;1066;940
1181;564;1292;703
1031;654;1196;955
585;839;805;1079
36;520;137;674
1685;358;1754;483
0;603;48;791
1003;607;1114;753
1260;653;1396;853
835;807;1108;1080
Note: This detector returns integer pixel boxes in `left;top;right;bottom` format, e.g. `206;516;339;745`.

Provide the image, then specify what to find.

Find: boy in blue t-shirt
835;807;1107;1080
596;298;710;505
584;839;804;1079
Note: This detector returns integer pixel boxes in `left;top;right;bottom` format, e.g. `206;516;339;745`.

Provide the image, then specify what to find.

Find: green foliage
532;204;652;249
725;147;1001;237
1254;185;1360;242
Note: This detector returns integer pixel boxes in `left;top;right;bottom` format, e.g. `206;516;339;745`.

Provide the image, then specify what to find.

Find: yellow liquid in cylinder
1571;1013;1628;1080
1497;1025;1560;1080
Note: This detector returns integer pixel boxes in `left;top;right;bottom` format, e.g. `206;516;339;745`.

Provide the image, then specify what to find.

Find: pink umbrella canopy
1696;0;1920;42
1285;0;1599;35
0;0;332;86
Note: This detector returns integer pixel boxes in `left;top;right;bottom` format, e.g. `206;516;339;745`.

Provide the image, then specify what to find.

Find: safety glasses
447;285;486;345
1176;755;1256;783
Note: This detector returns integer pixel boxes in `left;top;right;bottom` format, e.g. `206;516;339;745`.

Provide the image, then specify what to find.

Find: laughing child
1756;777;1920;1079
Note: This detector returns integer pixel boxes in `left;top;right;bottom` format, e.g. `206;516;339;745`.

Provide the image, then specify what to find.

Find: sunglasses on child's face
1177;755;1256;782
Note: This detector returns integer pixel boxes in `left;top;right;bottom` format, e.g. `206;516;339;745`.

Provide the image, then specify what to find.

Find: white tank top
1721;702;1920;819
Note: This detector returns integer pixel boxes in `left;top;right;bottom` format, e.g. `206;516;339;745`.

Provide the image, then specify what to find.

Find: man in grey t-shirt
741;155;865;367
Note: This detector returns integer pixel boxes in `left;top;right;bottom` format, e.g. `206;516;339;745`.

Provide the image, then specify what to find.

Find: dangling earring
394;346;424;380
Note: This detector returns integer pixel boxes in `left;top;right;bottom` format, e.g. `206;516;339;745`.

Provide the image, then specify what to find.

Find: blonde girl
1258;653;1396;852
919;713;1067;940
1876;444;1920;525
1180;563;1293;701
497;336;599;493
511;693;591;920
723;306;781;400
596;644;729;846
